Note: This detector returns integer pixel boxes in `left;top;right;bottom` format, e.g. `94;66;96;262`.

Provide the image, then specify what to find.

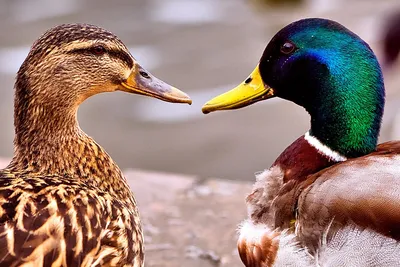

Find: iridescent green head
202;18;385;158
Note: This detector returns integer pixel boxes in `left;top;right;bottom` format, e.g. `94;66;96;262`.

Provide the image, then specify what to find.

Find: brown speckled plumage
0;23;184;267
0;170;142;266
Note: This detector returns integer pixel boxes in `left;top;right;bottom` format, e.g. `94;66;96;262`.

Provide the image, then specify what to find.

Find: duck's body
294;140;400;249
246;135;400;251
0;136;142;266
0;24;191;266
202;18;400;266
246;138;400;253
239;221;400;267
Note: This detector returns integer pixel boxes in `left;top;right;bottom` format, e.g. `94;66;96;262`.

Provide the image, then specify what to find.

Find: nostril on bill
244;77;252;84
139;71;150;79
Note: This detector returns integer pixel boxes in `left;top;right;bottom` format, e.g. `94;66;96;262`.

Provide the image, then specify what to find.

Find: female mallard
202;18;400;265
0;24;191;266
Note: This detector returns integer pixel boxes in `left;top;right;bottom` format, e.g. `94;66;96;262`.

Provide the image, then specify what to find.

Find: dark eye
280;41;296;55
92;45;106;55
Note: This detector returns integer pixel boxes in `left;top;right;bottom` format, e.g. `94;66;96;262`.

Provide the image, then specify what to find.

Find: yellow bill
202;65;274;114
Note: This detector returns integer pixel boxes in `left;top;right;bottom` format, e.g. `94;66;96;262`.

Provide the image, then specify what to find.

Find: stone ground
0;158;251;267
134;170;251;267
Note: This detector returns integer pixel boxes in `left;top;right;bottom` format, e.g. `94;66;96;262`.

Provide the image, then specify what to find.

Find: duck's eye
92;45;106;55
280;42;295;55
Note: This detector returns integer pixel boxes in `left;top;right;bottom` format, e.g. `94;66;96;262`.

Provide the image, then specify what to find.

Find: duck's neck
305;42;385;159
304;131;347;161
9;83;132;200
308;91;383;158
272;134;339;183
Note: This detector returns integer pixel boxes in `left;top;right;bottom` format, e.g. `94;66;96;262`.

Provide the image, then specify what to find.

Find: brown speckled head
25;24;132;65
17;24;133;105
15;24;131;140
14;23;190;146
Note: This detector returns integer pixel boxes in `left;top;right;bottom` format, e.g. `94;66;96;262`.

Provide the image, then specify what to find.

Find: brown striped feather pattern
0;24;151;266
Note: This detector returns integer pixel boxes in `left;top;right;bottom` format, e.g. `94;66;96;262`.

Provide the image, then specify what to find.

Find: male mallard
0;24;191;266
202;18;400;265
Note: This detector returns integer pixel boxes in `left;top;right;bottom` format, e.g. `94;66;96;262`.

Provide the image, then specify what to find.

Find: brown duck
202;18;400;266
0;24;191;266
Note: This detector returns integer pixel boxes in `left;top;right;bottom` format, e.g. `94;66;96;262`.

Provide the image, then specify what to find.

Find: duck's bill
120;65;192;105
202;65;275;114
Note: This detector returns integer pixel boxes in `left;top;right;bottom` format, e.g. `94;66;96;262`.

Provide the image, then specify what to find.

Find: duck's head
14;24;191;141
17;24;191;106
202;18;384;158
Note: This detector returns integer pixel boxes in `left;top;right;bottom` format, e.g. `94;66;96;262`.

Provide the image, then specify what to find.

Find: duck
0;23;191;266
202;18;400;265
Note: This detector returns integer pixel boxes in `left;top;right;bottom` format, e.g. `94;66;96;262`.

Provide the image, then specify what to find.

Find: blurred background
0;0;400;181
